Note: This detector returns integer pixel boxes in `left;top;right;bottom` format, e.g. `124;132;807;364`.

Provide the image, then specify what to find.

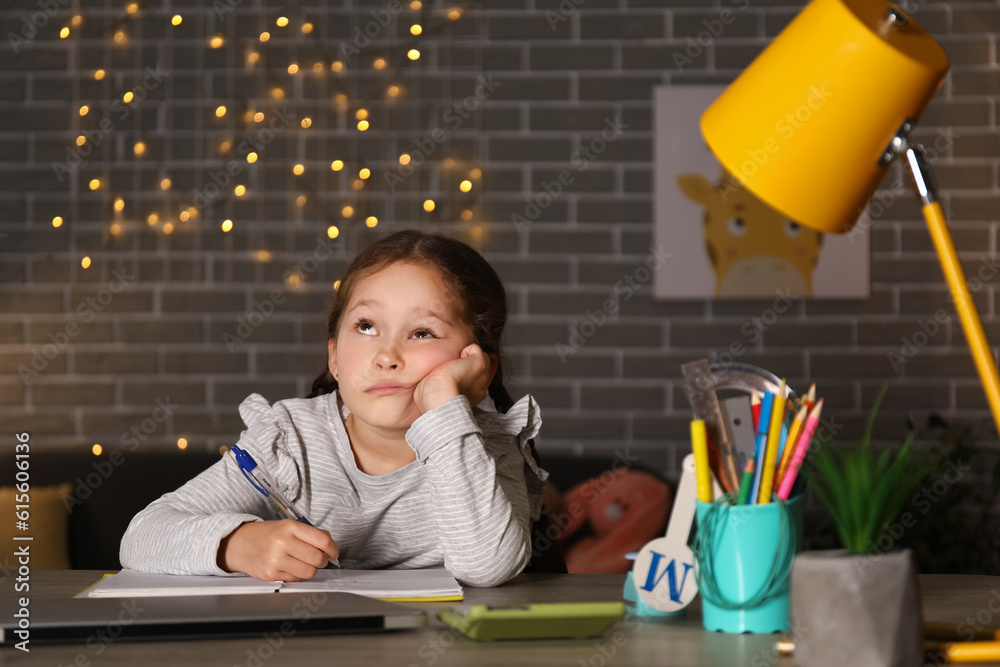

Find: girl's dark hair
307;229;515;413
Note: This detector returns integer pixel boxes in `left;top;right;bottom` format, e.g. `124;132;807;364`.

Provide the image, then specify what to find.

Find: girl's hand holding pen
413;343;496;414
217;520;340;582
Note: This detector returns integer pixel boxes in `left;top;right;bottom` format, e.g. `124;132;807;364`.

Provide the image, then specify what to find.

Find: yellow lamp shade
701;0;949;234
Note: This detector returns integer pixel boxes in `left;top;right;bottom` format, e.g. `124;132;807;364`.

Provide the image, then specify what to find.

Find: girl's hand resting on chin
217;519;340;582
413;343;496;414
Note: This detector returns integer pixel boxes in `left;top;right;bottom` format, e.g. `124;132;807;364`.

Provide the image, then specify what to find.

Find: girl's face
328;261;475;435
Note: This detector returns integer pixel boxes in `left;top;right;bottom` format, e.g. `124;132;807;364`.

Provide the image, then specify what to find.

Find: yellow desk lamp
700;0;1000;435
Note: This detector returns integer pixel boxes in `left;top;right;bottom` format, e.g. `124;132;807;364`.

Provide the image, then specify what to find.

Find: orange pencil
776;404;808;487
803;383;817;413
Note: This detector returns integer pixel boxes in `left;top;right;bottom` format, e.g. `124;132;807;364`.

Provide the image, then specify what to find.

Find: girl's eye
356;320;377;336
412;329;436;339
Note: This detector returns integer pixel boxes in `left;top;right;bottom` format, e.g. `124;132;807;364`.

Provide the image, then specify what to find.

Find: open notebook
80;568;463;602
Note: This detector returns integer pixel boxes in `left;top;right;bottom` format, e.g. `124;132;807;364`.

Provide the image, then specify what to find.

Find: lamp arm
905;146;1000;436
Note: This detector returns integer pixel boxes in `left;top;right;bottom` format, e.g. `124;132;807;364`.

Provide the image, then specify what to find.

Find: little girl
120;230;554;587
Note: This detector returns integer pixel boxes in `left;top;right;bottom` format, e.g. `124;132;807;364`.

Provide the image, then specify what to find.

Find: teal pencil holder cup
693;494;803;634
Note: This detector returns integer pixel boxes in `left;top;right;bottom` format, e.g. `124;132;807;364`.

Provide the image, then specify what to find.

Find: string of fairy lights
54;1;484;282
49;1;483;454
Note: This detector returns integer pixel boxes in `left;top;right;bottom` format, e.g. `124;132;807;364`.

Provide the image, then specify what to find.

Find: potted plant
791;385;935;667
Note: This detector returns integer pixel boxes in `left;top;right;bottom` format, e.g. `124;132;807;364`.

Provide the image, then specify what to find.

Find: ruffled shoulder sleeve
476;395;548;520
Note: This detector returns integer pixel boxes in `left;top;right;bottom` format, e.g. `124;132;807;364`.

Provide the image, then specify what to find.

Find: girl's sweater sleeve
405;394;545;588
119;395;300;576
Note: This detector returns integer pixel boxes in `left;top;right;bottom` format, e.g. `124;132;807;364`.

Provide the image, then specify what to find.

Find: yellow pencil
757;379;786;504
944;640;1000;662
776;404;808;487
691;419;713;503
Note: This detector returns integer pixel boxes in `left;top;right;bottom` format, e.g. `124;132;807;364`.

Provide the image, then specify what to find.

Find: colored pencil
750;390;762;433
691;419;713;503
803;382;817;413
776;404;808;487
749;392;774;505
757;379;786;504
736;455;756;505
776;400;824;501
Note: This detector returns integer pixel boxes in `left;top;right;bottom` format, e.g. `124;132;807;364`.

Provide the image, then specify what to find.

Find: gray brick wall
1;0;999;482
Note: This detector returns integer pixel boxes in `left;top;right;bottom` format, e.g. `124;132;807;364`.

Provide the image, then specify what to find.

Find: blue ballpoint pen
749;392;774;506
230;444;339;568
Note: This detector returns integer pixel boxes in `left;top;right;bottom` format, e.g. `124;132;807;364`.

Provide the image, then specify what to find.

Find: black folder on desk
0;592;426;645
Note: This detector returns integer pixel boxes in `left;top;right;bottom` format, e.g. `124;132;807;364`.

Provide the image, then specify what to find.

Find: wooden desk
2;571;999;666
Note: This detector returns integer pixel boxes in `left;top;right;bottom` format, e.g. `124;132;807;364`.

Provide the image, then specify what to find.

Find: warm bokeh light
334;280;342;290
215;105;226;117
331;160;344;171
92;444;102;455
59;27;69;38
71;14;82;26
94;69;106;80
52;216;63;228
110;223;122;236
221;219;233;232
357;120;369;131
81;256;92;269
114;30;126;43
134;141;146;156
341;205;354;217
365;216;378;228
270;87;285;100
470;168;483;179
460;180;472;192
126;3;138;14
76;135;86;147
352;179;365;191
253;249;274;262
411;24;422;35
302;22;314;34
210;34;224;48
247;51;260;65
387;85;401;98
359;168;371;179
288;63;299;75
171;14;182;26
423;199;435;212
327;226;340;239
399;153;411;165
234;185;246;196
163;222;175;234
331;61;344;73
89;179;100;190
355;108;369;121
285;273;302;289
335;93;348;106
114;198;125;212
461;209;474;221
147;213;159;226
410;0;422;9
296;195;307;207
373;58;387;70
219;140;232;153
301;117;312;128
79;105;89;116
179;210;190;222
253;111;264;122
177;438;188;450
246;152;258;164
122;91;134;103
160;178;171;190
448;8;462;20
259;31;270;42
312;62;324;73
407;49;420;60
292;164;305;176
276;16;289;27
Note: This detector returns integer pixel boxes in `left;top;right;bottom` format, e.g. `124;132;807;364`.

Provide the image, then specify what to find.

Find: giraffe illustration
677;171;824;298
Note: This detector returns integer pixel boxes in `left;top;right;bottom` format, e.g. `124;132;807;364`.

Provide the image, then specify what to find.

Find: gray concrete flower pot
791;549;923;667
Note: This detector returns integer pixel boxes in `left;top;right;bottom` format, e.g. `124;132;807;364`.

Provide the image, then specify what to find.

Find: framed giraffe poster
653;86;870;300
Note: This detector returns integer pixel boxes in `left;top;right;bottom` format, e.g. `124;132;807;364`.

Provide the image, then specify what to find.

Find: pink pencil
776;399;824;501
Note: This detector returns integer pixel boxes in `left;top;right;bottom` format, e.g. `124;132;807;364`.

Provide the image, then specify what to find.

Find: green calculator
437;602;625;641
